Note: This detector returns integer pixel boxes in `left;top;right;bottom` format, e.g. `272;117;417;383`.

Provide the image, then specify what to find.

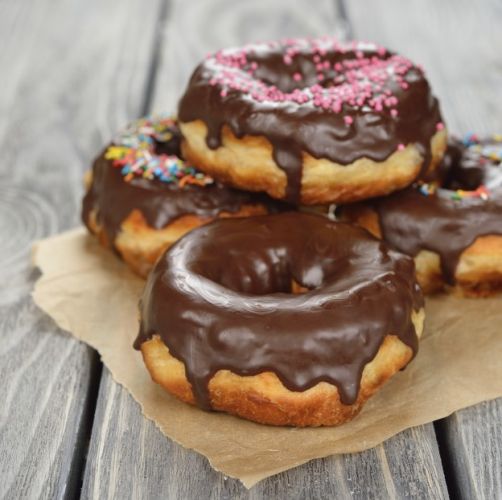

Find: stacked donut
83;37;502;427
82;116;281;278
342;135;502;295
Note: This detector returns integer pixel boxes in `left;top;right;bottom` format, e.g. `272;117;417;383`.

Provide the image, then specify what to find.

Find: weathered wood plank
150;0;350;112
345;1;502;498
83;0;448;497
0;0;163;497
439;401;502;499
83;369;448;499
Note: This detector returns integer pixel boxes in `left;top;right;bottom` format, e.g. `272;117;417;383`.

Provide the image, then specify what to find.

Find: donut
82;116;279;278
135;212;424;427
178;37;447;205
342;135;502;295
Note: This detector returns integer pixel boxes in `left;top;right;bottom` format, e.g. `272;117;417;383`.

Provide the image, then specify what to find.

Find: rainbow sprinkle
106;115;214;187
418;180;490;201
418;182;438;197
450;185;490;201
463;133;502;163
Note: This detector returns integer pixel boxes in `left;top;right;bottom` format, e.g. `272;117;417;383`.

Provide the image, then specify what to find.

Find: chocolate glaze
82;144;279;248
372;139;502;283
178;39;442;203
136;212;423;409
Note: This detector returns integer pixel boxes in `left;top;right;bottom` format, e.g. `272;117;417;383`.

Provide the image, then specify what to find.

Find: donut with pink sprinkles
178;36;447;205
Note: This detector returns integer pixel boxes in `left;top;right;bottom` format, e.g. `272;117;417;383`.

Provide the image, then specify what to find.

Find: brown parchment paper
32;228;502;488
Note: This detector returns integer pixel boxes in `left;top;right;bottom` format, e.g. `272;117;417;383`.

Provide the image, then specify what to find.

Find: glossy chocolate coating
373;139;502;283
82;133;278;247
136;212;423;409
178;39;442;203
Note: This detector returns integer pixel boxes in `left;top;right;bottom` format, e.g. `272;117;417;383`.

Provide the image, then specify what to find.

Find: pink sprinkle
344;116;354;125
397;143;405;151
203;38;420;113
436;122;445;131
332;102;342;113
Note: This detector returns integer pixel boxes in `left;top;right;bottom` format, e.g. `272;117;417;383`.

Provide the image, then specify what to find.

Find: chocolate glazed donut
178;37;446;205
82;116;280;278
135;212;425;427
343;136;502;295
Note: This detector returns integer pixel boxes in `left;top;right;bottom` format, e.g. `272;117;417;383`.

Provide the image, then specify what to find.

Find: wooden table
1;1;501;498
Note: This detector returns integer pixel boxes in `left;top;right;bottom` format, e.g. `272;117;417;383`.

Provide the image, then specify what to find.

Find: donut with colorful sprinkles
82;115;279;278
342;134;502;295
178;36;447;205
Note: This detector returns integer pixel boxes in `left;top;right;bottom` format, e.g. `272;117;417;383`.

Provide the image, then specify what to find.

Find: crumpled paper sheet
32;228;502;488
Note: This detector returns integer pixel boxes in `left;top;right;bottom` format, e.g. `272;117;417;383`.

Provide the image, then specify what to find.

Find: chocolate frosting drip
373;139;502;283
82;146;275;246
178;39;442;203
136;212;423;409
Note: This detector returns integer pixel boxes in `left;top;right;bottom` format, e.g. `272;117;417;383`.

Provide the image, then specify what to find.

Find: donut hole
196;254;322;296
291;280;309;294
250;52;319;92
441;141;485;191
190;227;358;297
153;133;182;158
247;47;392;94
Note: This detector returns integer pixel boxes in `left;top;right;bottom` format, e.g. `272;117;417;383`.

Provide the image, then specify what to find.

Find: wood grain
440;401;502;499
82;0;448;497
151;0;350;112
345;1;502;498
83;369;448;499
0;0;163;497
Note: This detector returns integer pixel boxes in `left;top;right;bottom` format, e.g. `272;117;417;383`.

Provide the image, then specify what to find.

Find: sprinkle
105;115;214;188
397;143;405;151
463;132;479;147
418;182;438;197
461;133;502;163
436;122;445;131
450;185;490;201
344;115;353;125
206;37;419;115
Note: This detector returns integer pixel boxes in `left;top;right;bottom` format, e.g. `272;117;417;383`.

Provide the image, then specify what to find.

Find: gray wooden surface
82;369;447;500
1;0;500;498
0;0;162;498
